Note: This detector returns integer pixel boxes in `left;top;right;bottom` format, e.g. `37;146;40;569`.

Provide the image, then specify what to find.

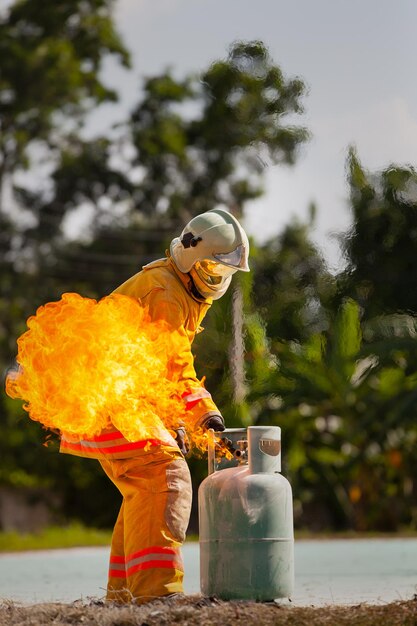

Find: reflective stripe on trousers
100;445;192;604
109;545;183;578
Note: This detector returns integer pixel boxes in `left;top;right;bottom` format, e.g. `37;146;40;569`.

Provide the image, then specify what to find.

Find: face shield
213;244;249;271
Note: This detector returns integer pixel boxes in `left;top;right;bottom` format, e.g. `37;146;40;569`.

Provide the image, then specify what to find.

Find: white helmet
170;209;250;300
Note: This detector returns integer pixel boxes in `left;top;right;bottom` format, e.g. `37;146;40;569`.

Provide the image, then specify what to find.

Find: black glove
202;414;225;432
174;427;190;455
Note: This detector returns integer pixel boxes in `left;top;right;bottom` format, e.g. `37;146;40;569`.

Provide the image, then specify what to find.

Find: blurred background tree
1;0;417;535
0;0;131;529
338;148;417;319
0;0;129;196
249;299;417;530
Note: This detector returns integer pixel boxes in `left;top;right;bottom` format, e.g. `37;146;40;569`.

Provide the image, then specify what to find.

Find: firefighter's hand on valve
174;427;190;456
202;414;225;432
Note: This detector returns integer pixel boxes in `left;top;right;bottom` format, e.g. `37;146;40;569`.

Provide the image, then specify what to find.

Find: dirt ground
1;594;416;626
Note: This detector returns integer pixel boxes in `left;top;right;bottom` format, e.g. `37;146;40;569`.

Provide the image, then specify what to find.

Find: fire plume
6;293;191;444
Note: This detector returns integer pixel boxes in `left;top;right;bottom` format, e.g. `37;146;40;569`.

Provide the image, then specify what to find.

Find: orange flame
6;292;196;445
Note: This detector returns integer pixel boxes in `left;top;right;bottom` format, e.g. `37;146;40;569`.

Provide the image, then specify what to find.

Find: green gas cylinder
198;425;294;601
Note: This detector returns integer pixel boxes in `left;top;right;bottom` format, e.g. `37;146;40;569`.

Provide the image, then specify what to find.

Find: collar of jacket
166;253;213;305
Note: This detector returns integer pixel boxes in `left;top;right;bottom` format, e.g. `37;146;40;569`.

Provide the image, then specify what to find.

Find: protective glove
174;427;190;456
202;414;225;432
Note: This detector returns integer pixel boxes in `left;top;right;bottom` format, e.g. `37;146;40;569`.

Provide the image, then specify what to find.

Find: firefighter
60;208;250;604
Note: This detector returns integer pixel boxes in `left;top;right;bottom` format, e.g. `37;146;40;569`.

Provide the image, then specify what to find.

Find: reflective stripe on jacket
60;257;221;459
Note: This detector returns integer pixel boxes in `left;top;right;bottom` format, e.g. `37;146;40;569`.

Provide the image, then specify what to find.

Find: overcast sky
87;0;416;271
4;0;417;270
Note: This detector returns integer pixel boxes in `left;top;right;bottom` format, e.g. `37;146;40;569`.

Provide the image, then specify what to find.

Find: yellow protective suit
60;257;221;459
113;256;221;433
100;445;191;603
60;256;222;603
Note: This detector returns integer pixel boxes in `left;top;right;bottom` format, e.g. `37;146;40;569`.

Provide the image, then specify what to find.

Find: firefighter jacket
60;257;221;459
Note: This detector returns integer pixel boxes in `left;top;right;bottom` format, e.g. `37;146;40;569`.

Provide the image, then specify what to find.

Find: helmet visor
214;244;249;270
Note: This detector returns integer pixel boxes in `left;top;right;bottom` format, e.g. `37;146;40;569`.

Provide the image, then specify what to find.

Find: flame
6;292;197;445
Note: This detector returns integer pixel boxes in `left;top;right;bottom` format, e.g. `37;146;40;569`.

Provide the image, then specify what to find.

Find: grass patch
2;525;416;553
0;523;112;552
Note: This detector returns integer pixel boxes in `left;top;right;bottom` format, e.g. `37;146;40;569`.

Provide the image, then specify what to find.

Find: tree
0;0;131;366
127;41;309;223
31;40;310;403
0;0;129;215
1;38;311;530
0;0;130;530
252;212;335;345
127;40;309;408
250;298;417;531
339;148;417;318
0;0;132;329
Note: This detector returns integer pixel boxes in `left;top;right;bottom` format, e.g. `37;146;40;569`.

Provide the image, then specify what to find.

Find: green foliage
250;299;417;531
199;41;308;164
339;147;417;317
127;40;309;222
253;219;334;343
1;32;311;532
0;0;130;531
0;522;112;552
1;6;417;535
0;0;129;205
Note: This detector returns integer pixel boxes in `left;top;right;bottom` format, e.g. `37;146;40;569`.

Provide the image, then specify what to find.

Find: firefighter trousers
99;445;192;604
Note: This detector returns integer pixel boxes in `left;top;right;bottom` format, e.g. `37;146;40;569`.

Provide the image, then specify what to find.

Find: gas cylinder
198;425;294;601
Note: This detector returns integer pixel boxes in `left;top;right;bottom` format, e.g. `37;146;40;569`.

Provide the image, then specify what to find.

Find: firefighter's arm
145;289;224;432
